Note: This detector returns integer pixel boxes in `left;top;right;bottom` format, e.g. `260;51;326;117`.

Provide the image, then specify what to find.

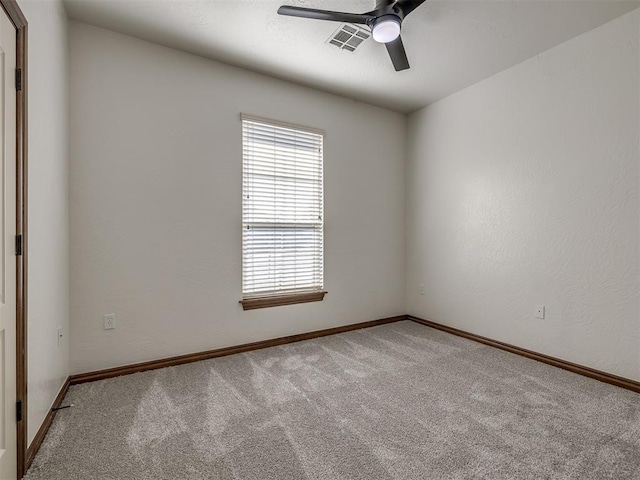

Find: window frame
239;114;327;310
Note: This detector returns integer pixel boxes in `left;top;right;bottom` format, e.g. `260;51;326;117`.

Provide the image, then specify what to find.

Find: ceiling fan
277;0;427;71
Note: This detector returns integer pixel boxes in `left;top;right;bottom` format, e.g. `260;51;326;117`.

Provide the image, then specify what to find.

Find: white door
0;6;16;480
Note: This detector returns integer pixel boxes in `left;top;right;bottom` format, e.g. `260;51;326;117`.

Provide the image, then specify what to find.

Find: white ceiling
63;0;639;113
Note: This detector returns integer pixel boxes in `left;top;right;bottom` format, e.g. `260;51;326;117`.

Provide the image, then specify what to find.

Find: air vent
326;24;370;52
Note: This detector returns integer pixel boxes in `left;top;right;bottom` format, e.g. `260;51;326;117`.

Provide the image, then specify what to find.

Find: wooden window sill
240;291;327;310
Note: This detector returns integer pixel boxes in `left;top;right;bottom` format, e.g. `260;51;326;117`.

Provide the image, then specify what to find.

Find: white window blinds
242;115;324;298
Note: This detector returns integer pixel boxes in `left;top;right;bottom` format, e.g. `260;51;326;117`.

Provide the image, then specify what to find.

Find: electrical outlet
104;313;116;330
57;327;63;346
419;284;425;295
535;305;545;319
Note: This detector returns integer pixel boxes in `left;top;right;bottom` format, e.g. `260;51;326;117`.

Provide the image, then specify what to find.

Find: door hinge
16;400;22;422
15;234;22;256
15;68;22;91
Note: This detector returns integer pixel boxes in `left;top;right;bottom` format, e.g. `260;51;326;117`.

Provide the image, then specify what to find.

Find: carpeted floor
25;320;640;480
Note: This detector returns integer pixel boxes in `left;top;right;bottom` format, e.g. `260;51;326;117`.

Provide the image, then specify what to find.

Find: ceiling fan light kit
277;0;427;71
371;15;401;43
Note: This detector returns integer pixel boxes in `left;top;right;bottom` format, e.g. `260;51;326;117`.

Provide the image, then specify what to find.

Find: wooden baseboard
66;311;640;393
25;376;71;471
69;315;406;385
408;315;640;394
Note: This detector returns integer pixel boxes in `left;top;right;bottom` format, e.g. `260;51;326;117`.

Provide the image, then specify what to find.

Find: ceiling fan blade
396;0;427;17
277;6;371;24
385;36;410;71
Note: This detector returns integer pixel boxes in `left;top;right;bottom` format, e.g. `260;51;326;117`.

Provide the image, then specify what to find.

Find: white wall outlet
535;305;545;319
103;313;116;330
57;326;63;345
419;284;425;295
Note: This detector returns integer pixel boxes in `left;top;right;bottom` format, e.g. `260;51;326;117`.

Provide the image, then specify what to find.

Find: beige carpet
25;320;640;479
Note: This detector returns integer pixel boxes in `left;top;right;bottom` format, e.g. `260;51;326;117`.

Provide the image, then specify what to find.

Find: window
241;114;325;310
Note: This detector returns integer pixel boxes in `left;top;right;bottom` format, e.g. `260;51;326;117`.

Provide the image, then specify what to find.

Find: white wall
68;22;406;374
21;0;70;445
407;10;640;381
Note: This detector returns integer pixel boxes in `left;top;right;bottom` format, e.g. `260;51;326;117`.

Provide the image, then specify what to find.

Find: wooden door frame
0;0;26;478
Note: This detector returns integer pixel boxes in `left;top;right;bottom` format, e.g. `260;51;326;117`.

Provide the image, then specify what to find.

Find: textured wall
69;23;406;374
22;0;70;445
406;10;640;381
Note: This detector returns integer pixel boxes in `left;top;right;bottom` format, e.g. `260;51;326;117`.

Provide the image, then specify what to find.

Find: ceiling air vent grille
327;24;370;52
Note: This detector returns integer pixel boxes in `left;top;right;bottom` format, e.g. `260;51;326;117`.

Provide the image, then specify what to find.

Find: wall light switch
419;284;425;295
535;305;545;319
104;313;116;330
